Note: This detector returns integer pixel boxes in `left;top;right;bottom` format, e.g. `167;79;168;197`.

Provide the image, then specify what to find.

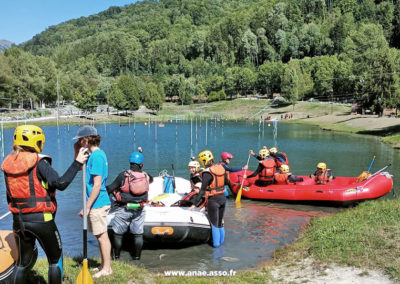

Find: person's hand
243;165;248;170
262;145;267;149
189;205;196;211
249;150;255;155
78;208;90;217
243;175;247;179
75;147;89;164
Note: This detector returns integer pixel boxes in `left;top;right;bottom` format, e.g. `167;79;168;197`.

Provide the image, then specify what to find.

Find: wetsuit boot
48;263;62;284
112;233;124;260
219;227;225;245
211;224;220;248
131;234;143;260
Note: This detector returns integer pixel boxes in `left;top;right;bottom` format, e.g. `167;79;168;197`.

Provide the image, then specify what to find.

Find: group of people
2;124;335;283
1;124;156;283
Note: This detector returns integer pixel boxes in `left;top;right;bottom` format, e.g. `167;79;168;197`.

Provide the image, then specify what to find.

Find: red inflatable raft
229;170;393;205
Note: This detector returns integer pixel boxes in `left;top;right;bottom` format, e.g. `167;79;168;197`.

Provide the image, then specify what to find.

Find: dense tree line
2;0;400;115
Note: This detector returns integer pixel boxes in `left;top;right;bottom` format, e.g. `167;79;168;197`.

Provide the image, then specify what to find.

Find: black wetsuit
193;170;226;227
11;158;82;284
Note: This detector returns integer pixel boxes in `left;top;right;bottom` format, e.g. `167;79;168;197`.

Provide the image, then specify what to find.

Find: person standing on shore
192;150;228;248
1;125;88;284
75;126;112;278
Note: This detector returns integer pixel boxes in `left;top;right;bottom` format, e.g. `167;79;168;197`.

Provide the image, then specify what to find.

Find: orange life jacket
259;158;276;182
114;170;150;203
274;173;293;185
205;164;226;196
1;152;56;214
315;169;331;185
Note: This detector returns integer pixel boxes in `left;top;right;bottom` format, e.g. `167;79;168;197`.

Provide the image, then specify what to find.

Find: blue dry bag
163;176;174;194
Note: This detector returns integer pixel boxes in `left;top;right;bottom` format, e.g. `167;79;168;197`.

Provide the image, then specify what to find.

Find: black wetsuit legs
207;194;226;227
13;218;62;284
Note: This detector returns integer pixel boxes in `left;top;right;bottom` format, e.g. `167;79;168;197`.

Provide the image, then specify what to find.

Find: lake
0;119;397;271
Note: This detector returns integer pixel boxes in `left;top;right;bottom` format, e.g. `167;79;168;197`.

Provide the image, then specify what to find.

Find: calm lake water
0;120;397;271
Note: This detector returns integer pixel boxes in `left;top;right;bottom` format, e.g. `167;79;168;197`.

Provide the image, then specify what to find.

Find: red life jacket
274;173;293;185
275;152;289;167
1;152;56;214
259;158;276;182
315;169;331;185
205;164;226;196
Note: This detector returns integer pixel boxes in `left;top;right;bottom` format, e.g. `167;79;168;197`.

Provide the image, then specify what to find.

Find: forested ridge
1;0;400;115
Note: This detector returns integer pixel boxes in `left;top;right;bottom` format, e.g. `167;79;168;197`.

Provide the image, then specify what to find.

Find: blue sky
1;0;138;45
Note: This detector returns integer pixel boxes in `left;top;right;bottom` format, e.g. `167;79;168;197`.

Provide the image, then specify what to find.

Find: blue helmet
129;152;144;164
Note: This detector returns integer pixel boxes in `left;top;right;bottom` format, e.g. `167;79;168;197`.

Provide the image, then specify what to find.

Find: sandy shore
298;114;400;131
270;256;394;283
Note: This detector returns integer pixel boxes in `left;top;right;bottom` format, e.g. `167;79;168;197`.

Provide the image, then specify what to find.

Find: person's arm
192;172;212;207
37;148;88;191
106;172;125;194
221;163;242;172
247;163;263;178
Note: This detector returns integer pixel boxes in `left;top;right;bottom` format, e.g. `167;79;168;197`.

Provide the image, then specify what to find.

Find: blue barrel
163;176;174;193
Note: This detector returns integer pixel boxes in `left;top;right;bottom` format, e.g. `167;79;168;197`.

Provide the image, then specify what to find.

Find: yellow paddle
76;164;93;284
235;154;251;208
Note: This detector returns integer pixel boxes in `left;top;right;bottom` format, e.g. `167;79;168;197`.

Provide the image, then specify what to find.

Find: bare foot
93;269;112;278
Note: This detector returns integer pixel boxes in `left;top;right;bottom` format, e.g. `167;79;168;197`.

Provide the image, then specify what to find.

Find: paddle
171;164;176;193
76;163;93;284
356;155;376;183
367;155;376;172
235;154;251;207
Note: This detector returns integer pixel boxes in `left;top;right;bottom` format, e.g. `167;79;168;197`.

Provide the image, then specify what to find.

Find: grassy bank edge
25;197;399;283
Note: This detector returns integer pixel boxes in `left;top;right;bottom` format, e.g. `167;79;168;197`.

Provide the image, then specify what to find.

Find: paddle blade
76;259;93;284
235;186;243;204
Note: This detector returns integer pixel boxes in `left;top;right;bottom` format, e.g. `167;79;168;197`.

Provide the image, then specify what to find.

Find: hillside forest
1;0;400;115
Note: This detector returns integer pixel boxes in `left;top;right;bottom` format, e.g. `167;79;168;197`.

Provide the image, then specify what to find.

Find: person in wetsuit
268;147;289;168
191;150;228;248
1;125;88;284
106;152;153;260
246;148;277;186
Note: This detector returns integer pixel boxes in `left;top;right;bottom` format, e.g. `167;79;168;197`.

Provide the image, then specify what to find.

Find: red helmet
221;152;234;160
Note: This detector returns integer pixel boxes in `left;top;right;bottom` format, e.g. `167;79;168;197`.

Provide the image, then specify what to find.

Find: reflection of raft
108;176;211;244
0;230;18;283
230;170;393;205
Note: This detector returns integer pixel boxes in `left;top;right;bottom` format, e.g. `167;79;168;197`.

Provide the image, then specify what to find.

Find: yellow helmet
188;160;200;171
280;164;290;173
317;162;327;171
198;150;214;167
269;147;278;154
259;148;270;159
13;125;45;153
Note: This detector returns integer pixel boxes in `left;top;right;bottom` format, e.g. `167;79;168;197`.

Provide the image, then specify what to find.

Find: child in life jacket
274;165;303;184
310;162;334;185
106;151;153;260
180;159;204;207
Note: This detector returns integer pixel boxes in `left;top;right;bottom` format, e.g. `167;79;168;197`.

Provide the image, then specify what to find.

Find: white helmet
188;160;200;171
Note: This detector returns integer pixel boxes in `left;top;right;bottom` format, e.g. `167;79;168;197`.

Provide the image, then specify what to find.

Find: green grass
274;197;400;280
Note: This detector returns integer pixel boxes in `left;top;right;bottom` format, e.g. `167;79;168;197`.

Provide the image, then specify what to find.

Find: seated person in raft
180;159;205;207
310;162;334;185
274;165;303;184
245;148;276;187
